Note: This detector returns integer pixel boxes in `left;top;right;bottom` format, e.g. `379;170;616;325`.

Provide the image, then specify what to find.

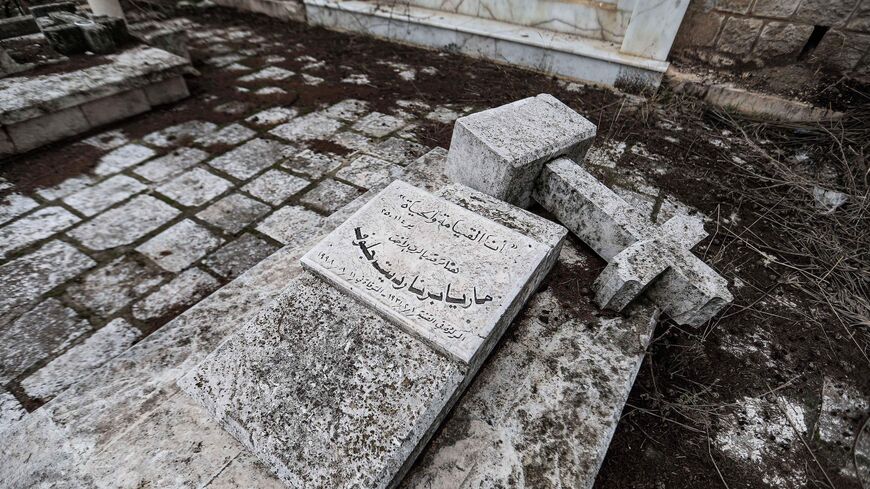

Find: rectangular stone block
80;88;150;128
302;180;565;367
0;15;38;40
143;76;190;107
6;106;90;152
446;94;595;207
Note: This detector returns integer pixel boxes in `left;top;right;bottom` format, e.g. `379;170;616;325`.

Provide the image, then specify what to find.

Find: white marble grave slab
301;180;553;367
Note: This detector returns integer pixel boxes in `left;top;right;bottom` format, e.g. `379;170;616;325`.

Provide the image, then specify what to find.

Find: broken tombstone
447;94;733;326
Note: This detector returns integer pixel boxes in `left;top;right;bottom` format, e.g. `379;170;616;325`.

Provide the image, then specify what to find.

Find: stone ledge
0;46;192;155
304;0;668;88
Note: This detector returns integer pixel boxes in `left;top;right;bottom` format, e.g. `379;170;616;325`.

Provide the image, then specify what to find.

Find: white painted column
620;0;690;61
87;0;125;20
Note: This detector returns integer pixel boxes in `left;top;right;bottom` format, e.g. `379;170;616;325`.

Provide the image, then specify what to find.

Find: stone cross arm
446;94;733;326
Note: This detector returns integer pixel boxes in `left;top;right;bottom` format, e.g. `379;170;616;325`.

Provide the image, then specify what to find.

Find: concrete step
303;0;669;89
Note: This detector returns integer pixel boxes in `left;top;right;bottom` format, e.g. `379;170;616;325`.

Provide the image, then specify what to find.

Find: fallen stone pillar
447;94;732;326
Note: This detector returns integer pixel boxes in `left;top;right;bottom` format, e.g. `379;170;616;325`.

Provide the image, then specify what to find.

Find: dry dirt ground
1;5;868;488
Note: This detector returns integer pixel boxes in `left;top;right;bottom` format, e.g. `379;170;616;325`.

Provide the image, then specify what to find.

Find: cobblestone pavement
0;14;476;429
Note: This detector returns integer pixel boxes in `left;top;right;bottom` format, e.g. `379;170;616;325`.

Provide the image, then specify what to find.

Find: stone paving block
447;94;596;207
132;267;220;322
62;175;147;217
322;99;369;121
269;112;343;142
0;298;91;384
255;205;324;247
82;129;130;151
369;136;428;166
299;178;361;213
255;87;288;96
425;106;461;123
156;168;234;208
208;138;296;180
178;273;466;489
335;154;403;189
281;149;343;179
196;193;270;235
93;143;156;176
193;123;256;147
330;130;374;151
136;219;224;273
0;193;38;225
245;106;298;127
205;53;244;67
0;206;80;259
0;389;26;435
214;101;251;116
143;121;219;148
68;195;181;251
134;147;211;183
237;66;294;82
22;318;140;401
201;234;278;280
34;175;95;202
0;240;95;324
352;111;406;137
66;256;167;318
241;169;309;206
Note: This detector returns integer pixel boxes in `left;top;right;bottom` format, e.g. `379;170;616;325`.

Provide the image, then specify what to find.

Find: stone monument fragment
447;94;732;326
180;181;567;488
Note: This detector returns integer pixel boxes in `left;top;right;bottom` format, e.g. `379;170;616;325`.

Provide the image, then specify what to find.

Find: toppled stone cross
447;94;733;326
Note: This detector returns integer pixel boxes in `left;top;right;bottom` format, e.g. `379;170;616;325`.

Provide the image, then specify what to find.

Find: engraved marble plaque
301;180;552;365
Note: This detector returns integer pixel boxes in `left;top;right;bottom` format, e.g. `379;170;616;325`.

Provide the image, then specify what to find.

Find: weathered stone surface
299;178;361;213
0;389;26;435
716;0;752;13
0;240;95;324
193;123;256;147
0;298;91;384
82;129;128;151
335;154;403;188
403;147;451;192
22;318;140;401
0;193;39;225
795;0;859;26
753;22;813;59
5;106;90;152
237;66;294;81
157;167;234;207
320;99;368;122
143;120;218;148
35;175;95;202
0;46;190;126
269;112;343;142
752;0;801;18
245;106;298;127
196;193;270;234
62;174;146;217
208;138;296;179
68;195;181;251
848;0;870;31
282;148;343;179
136;219;224;273
66;256;167;317
255;205;325;246
370;137;428;166
331;130;374;151
202;233;279;280
241;169;309;205
0;206;80;259
818;377;869;446
178;273;468;489
812;29;870;71
716;17;764;56
446;94;595;207
132;267;220;321
674;7;724;48
352;111;406;137
134;147;210;182
93;143;155;176
301;180;564;366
